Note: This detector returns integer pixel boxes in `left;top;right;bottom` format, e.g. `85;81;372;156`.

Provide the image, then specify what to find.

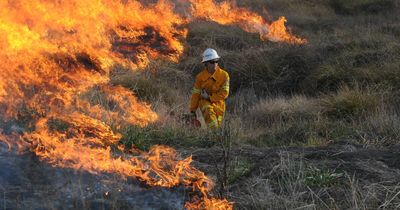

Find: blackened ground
0;144;188;210
191;142;400;182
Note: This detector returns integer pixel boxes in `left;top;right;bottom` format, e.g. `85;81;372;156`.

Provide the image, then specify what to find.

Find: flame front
0;0;305;209
26;116;211;189
189;0;307;44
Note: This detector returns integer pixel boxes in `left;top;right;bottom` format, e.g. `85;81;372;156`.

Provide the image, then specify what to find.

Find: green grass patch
228;158;255;184
119;124;218;151
244;118;363;147
305;166;344;188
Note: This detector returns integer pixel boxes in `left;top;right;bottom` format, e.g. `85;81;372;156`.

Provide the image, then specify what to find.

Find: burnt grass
0;145;191;210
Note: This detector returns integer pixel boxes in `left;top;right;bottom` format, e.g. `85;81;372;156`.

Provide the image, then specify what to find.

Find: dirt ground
191;142;400;183
1;141;400;209
188;141;400;209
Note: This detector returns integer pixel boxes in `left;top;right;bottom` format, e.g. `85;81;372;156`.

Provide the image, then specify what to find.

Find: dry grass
103;0;400;208
230;151;400;209
248;95;321;125
320;86;381;119
358;107;400;146
2;1;400;209
227;85;400;148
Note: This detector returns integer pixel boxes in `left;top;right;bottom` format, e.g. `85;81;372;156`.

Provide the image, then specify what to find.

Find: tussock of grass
320;86;380;119
305;166;344;188
248;95;320;125
119;123;219;151
359;108;400;146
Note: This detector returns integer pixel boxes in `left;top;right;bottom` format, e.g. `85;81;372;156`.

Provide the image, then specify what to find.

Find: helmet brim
202;57;220;63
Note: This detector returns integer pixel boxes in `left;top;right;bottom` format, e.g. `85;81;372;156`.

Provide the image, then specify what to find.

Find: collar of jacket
204;66;221;80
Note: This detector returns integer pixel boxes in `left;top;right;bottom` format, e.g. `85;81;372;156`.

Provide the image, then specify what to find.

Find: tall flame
0;0;305;209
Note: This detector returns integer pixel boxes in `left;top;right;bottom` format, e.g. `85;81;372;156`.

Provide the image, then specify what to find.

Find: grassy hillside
109;0;400;208
114;0;400;147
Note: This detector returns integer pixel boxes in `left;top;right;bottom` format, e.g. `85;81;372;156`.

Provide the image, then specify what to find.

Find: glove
201;89;210;100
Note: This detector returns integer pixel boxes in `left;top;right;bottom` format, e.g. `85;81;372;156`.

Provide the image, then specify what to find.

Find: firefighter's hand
201;89;210;99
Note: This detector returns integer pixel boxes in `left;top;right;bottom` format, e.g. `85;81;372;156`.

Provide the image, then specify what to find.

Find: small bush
248;95;320;125
310;64;354;93
358;108;400;146
320;86;380;119
227;158;255;184
305;166;344;188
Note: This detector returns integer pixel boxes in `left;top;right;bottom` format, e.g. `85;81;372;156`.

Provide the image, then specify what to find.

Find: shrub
305;166;344;188
320;86;380;119
358;108;400;146
247;95;320;125
227;158;255;184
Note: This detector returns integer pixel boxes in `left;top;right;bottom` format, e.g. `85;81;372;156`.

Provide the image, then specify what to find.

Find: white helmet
202;48;220;63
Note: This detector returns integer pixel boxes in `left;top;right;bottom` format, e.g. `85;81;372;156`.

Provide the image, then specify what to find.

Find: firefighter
189;48;230;129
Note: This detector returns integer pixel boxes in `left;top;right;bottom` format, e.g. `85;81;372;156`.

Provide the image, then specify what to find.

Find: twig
291;204;316;210
379;189;400;209
211;154;224;197
306;186;330;209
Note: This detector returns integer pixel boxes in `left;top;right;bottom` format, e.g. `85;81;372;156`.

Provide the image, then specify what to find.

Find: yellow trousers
199;99;225;129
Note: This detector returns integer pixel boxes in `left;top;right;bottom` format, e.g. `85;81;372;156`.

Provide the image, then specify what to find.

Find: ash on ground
0;144;187;210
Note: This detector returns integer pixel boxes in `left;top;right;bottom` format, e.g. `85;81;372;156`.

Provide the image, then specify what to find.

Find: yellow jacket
190;66;230;114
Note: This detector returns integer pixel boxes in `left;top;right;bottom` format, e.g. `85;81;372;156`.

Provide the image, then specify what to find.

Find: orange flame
185;197;234;210
0;0;305;209
0;130;11;150
188;0;307;44
25;116;210;188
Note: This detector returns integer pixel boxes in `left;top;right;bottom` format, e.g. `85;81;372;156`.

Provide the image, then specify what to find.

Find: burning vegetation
0;0;305;209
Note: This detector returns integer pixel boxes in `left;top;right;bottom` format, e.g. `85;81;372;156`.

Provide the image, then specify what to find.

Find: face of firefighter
205;60;218;74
